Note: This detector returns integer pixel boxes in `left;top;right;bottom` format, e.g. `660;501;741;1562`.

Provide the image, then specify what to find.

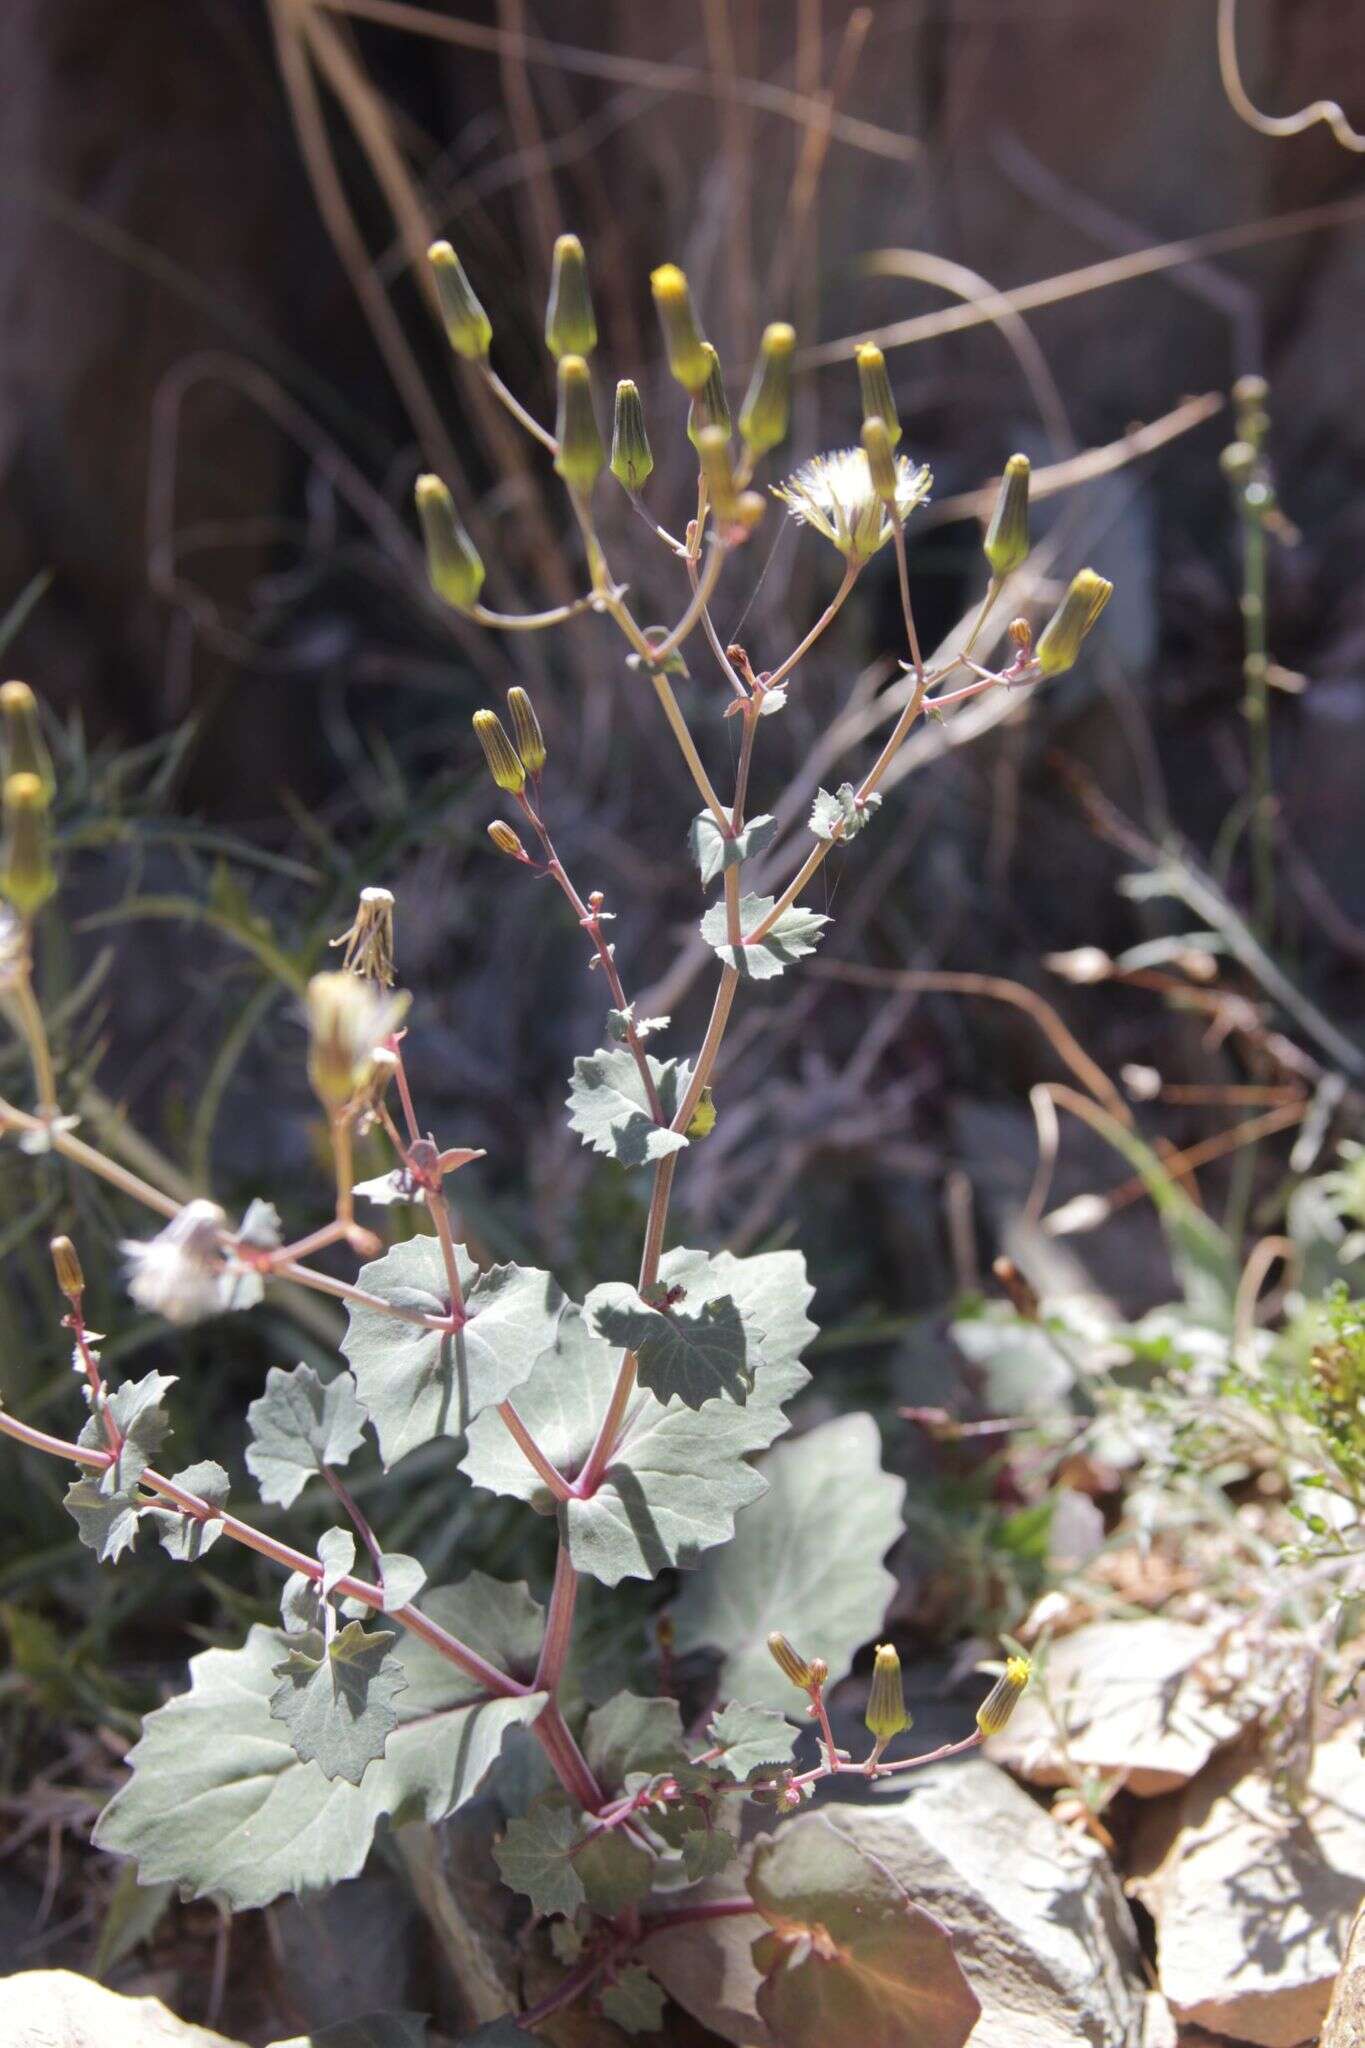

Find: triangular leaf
95;1574;546;1909
64;1477;142;1562
245;1364;368;1507
78;1370;176;1493
144;1459;229;1562
708;1701;797;1781
566;1047;691;1167
269;1619;405;1783
342;1238;565;1466
495;1800;587;1917
748;1817;980;2048
810;784;881;843
462;1254;814;1586
599;1965;667;2034
699;893;829;981
689;810;778;888
589;1281;756;1410
673;1414;904;1710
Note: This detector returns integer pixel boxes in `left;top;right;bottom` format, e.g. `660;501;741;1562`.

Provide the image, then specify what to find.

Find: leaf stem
480;361;558;456
761;563;857;693
534;1542;579;1692
8;947;59;1116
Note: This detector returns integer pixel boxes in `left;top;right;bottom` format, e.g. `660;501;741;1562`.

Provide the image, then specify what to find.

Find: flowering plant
0;236;1111;2043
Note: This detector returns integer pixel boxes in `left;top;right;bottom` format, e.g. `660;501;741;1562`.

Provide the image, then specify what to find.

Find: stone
648;1758;1150;2047
1321;1901;1365;2048
1129;1734;1365;2046
986;1617;1277;1795
0;1970;245;2047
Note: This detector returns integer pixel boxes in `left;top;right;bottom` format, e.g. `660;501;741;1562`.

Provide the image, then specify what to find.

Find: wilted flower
773;447;931;564
122;1200;232;1325
306;971;410;1110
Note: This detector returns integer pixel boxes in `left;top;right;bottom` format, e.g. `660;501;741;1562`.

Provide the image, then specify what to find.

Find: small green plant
0;239;1112;2042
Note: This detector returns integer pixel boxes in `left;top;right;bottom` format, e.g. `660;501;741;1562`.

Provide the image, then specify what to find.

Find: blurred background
0;0;1362;2028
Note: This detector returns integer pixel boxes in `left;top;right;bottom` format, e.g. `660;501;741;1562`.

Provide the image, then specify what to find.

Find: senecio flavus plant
0;233;1105;2046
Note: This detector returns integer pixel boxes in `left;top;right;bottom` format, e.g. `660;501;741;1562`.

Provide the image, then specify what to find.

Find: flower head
306;971;410;1110
976;1653;1032;1736
773;447;931;564
123;1200;231;1325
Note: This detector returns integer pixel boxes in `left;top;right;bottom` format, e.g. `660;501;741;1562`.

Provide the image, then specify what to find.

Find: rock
986;1617;1279;1795
1322;1897;1365;2047
0;1969;245;2047
1129;1734;1365;2046
647;1759;1149;2047
1140;1993;1178;2048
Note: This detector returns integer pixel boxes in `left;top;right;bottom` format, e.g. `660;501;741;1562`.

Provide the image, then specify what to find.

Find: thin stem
322;1462;388;1586
641;1897;758;1932
811;1685;840;1774
890;517;925;679
426;1190;467;1317
761;564;857;692
8;954;59;1115
534;1697;603;1811
0;1099;181;1219
535;1543;579;1691
470;594;598;633
331;1111;355;1227
1240;495;1274;940
498;1399;573;1501
480;362;558;455
272;1257;448;1326
575;1152;676;1496
651;538;726;664
518;1953;606;2030
648;672;730;826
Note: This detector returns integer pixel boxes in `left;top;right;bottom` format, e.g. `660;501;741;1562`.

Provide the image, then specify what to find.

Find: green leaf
673;1413;904;1710
810;783;881;843
64;1477;142;1562
682;1824;737;1882
78;1370;176;1492
144;1460;229;1561
269;1619;405;1784
689;810;778;887
589;1281;756;1410
245;1363;368;1507
574;1825;655;1914
699;892;829;980
463;1253;814;1586
584;1693;688;1794
342;1237;566;1466
748;1816;980;2048
318;1526;356;1598
600;1966;667;2034
708;1702;797;1781
95;1575;547;1909
566;1047;691;1167
375;1552;427;1612
494;1800;586;1917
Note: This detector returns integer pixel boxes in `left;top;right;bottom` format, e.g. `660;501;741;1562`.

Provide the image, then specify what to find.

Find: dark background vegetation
0;0;1362;2021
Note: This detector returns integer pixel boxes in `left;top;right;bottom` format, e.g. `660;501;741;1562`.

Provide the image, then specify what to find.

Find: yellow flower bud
976;1654;1032;1736
472;709;526;795
685;1086;716;1138
50;1234;85;1301
856;342;901;448
696;425;738;523
808;1656;829;1689
1;771;56;918
651;263;711;393
865;1641;910;1743
553;355;604;491
739;322;794;456
611;380;654;493
687;345;731;449
1;682;55;799
983;453;1030;577
487;820;528;860
506;687;546;776
860;418;898;507
1034;568;1113;676
545;232;597;359
428;240;492;359
415;474;485;612
767;1631;815;1690
1008;616;1033;656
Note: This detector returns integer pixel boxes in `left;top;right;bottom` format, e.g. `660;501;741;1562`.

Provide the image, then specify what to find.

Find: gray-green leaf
95;1575;547;1909
144;1460;229;1561
375;1552;427;1612
584;1693;688;1794
566;1047;691;1167
78;1369;176;1493
269;1619;405;1783
708;1701;797;1781
699;893;829;980
810;783;881;842
64;1477;142;1562
589;1281;756;1411
689;810;778;887
575;1826;654;1914
494;1800;586;1917
600;1966;667;2034
342;1237;566;1467
673;1413;905;1710
245;1363;368;1507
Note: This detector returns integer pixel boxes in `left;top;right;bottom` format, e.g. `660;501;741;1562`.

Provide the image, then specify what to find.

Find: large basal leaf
566;1046;691;1167
95;1575;546;1909
342;1237;565;1466
245;1362;369;1507
589;1282;756;1411
462;1253;815;1587
689;809;778;887
699;892;829;981
748;1817;980;2048
672;1412;904;1710
269;1619;406;1784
